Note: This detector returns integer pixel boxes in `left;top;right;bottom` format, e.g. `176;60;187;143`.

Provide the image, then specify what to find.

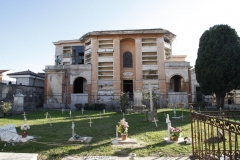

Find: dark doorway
170;75;184;92
123;80;133;100
74;77;84;93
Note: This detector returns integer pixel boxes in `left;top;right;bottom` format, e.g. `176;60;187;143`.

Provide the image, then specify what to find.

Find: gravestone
68;122;92;143
148;84;158;122
0;124;18;141
0;124;34;143
13;90;25;114
133;89;143;107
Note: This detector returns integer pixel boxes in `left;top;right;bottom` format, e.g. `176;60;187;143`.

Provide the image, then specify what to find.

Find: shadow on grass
0;109;192;159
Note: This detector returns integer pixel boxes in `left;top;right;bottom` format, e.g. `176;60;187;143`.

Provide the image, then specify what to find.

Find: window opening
123;52;132;68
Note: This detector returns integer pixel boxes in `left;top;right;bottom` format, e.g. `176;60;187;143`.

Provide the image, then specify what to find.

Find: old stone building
44;28;192;109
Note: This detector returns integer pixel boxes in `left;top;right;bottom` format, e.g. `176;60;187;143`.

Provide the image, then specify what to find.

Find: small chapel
44;28;192;109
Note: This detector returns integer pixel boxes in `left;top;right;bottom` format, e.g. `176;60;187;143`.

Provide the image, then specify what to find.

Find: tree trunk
215;92;226;109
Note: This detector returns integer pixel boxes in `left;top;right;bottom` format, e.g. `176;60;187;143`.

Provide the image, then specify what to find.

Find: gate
190;108;240;159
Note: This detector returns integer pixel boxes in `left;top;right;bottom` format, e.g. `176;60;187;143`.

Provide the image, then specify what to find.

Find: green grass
0;109;192;160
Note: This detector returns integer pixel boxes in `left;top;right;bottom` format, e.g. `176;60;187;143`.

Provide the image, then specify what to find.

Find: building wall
44;30;192;109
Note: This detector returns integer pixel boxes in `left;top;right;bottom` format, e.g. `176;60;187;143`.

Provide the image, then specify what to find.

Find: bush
74;104;84;110
94;103;106;110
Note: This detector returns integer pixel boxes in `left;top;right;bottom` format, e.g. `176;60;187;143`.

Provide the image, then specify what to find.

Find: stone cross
45;112;49;119
116;125;118;139
22;112;27;120
49;116;52;126
153;117;158;127
103;109;105;114
166;114;171;139
173;107;176;117
81;107;84;114
61;108;65;114
89;119;93;127
69;110;71;118
22;112;27;124
181;111;184;121
149;83;153;111
71;122;75;138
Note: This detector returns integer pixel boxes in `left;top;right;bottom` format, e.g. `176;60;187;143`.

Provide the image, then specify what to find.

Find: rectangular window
72;46;84;64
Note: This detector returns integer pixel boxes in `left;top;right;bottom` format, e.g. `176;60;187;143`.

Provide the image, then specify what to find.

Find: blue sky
1;0;240;73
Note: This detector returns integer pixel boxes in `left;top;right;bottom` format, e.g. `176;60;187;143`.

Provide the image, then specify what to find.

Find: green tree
117;92;129;113
195;24;240;108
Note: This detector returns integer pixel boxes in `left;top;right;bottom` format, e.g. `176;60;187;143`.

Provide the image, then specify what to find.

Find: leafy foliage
195;24;240;108
117;92;129;113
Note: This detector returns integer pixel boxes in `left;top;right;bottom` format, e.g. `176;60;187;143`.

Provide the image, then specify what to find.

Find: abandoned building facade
44;28;192;109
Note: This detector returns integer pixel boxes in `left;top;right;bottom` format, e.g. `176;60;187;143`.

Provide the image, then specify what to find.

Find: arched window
123;52;132;68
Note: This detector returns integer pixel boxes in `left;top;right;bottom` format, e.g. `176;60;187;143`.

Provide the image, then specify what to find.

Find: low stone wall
0;83;44;112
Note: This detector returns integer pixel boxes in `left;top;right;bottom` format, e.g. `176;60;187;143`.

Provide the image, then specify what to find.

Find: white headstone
45;112;48;119
81;107;84;114
153;117;158;127
166;114;171;139
0;124;18;142
71;122;75;138
49;116;52;126
89;119;93;127
134;89;143;106
70;110;72;118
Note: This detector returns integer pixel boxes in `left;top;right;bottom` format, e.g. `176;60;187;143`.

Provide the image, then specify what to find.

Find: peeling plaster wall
46;73;63;103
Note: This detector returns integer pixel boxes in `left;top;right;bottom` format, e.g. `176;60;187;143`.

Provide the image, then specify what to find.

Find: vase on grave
121;134;127;140
22;131;28;138
170;136;178;141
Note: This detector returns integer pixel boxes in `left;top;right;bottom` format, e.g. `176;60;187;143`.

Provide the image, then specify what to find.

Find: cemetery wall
0;83;44;116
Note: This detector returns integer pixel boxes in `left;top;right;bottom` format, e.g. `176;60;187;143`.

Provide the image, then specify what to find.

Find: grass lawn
0;109;192;160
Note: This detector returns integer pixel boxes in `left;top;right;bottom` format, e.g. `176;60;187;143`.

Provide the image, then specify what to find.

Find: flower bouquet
20;124;30;138
170;127;182;141
117;118;129;140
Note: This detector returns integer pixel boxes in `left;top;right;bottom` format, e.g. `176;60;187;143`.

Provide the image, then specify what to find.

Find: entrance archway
170;75;185;92
73;77;87;93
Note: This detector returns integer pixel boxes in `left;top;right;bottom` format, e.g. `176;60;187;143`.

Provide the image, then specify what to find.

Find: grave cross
45;112;49;119
71;122;75;138
166;114;171;140
173;107;176;117
122;112;125;118
69;110;72;118
89;119;93;127
61;108;65;114
103;109;105;114
149;83;153;111
153;117;158;127
49;116;52;126
81;107;84;114
22;112;27;119
22;112;27;124
116;125;118;139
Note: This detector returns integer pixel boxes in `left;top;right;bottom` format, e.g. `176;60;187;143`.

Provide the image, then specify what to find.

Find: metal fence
190;108;240;160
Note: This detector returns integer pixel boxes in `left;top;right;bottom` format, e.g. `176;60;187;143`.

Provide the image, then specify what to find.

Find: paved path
62;156;191;160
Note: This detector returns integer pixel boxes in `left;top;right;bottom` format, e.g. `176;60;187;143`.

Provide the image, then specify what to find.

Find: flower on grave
20;124;30;130
170;126;182;138
117;118;129;134
1;101;12;114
